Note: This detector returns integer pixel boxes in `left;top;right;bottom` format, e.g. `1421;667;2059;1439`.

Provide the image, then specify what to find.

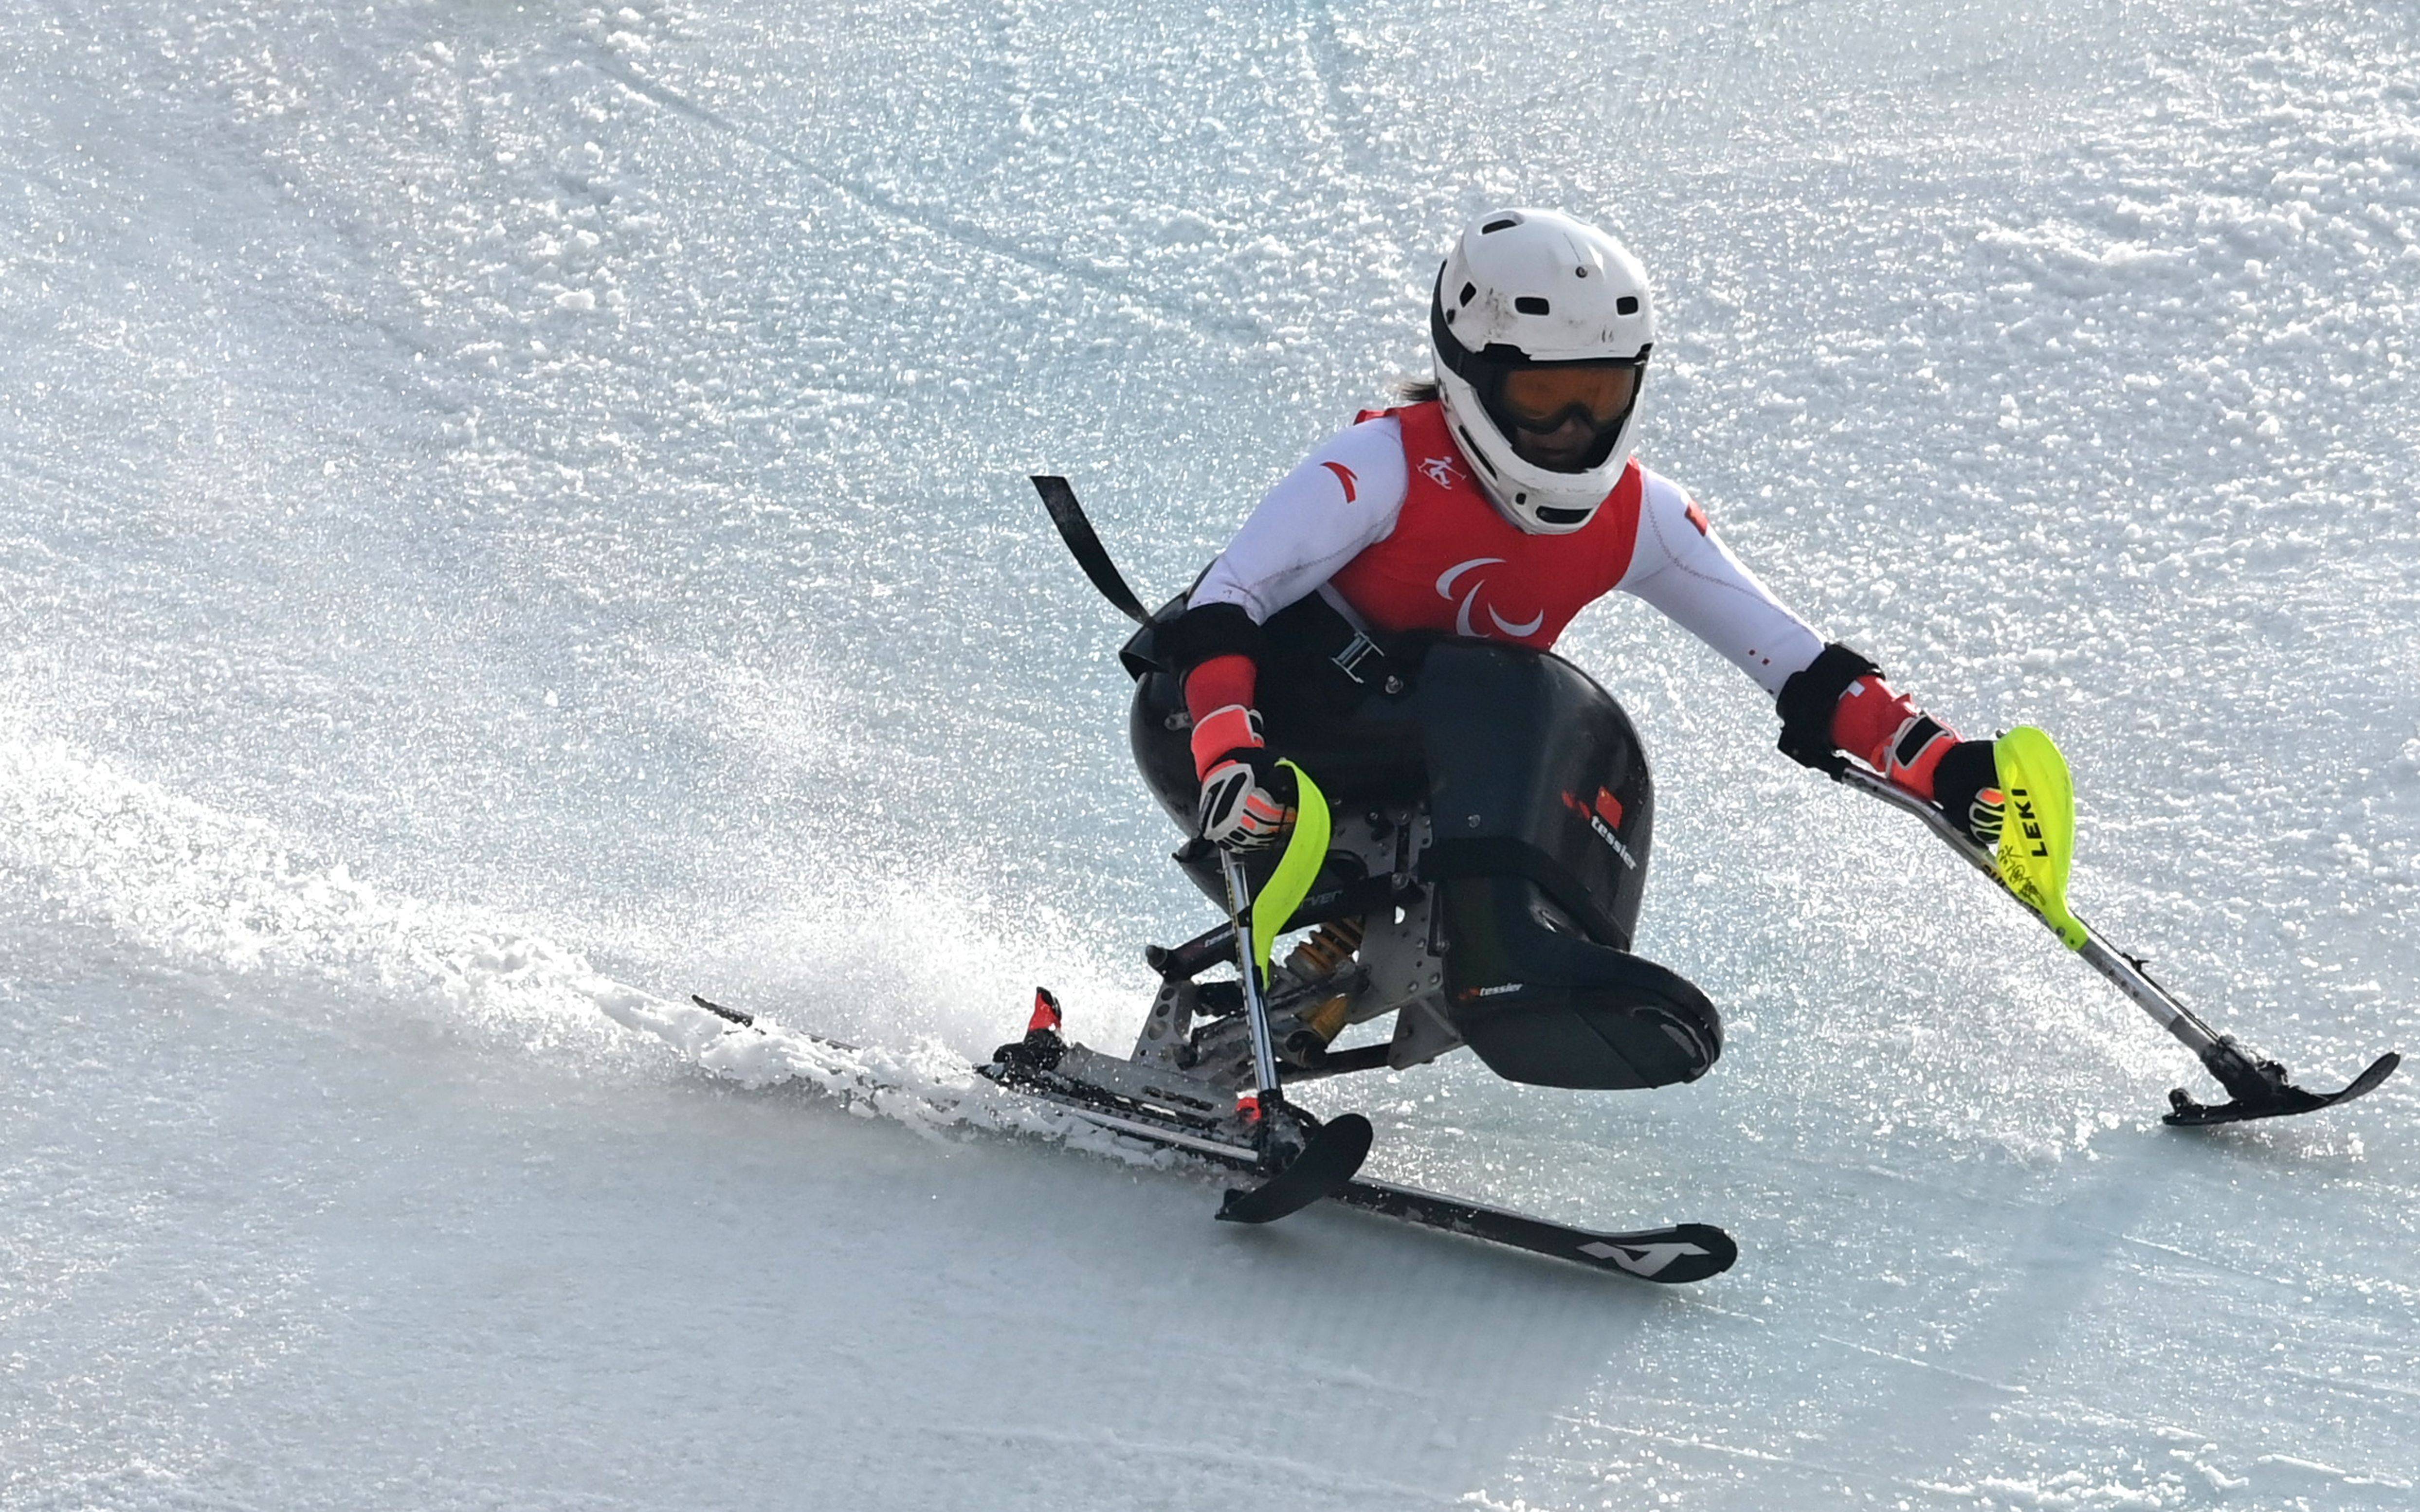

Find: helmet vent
1481;217;1520;234
1616;295;1639;315
1514;296;1550;315
1456;426;1499;475
1458;282;1476;306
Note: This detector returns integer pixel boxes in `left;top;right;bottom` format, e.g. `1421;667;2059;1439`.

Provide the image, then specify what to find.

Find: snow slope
4;0;2417;1506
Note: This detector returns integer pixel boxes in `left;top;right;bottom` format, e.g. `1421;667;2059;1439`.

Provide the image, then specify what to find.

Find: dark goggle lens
1497;363;1638;430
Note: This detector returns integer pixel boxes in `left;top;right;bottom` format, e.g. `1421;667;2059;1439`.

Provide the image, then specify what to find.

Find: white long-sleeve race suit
1189;413;1824;695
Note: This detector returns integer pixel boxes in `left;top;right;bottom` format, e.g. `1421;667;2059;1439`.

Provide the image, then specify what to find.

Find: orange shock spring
1286;918;1365;1049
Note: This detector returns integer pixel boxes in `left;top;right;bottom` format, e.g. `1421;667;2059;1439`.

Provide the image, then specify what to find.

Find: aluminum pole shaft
1836;766;2231;1064
1220;850;1286;1098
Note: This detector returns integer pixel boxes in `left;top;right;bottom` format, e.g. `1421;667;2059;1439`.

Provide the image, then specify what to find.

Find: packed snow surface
5;0;2418;1507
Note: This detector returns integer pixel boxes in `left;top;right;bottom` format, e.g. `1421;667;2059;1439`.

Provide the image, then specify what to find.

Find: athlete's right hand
1198;748;1296;851
1191;703;1296;851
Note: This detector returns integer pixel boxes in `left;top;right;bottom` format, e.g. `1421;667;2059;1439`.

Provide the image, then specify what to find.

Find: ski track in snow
3;0;2418;1507
0;729;1138;1147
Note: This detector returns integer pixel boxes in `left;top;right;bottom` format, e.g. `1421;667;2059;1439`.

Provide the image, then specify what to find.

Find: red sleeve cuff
1833;674;1962;800
1830;675;1918;771
1183;654;1258;725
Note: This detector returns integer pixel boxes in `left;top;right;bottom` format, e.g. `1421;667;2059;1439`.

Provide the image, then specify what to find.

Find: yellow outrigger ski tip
1249;758;1331;981
1994;725;2086;950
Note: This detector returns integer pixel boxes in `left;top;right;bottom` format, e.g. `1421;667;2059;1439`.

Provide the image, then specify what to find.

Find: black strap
1156;602;1264;674
1892;714;1948;769
1261;590;1402;693
1031;476;1151;625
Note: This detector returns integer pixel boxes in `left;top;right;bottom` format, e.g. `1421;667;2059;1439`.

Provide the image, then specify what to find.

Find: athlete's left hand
1825;673;2002;847
1929;738;2004;849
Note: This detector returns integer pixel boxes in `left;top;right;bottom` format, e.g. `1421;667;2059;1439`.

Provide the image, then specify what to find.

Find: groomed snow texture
4;1;2418;1508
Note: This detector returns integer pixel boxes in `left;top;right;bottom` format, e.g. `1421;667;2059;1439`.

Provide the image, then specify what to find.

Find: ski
694;993;1735;1283
978;1036;1734;1281
1326;1179;1736;1282
1066;1102;1731;1281
1003;1067;1735;1281
2164;1050;2401;1127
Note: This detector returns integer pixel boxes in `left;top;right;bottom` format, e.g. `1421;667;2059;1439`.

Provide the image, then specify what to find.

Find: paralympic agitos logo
1436;558;1546;639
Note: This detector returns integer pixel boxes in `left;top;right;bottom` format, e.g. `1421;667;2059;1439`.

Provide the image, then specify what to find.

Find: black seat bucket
1436;875;1719;1089
1409;644;1719;1090
1128;628;1718;1091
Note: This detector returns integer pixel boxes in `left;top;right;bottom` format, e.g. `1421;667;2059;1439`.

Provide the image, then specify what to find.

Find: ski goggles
1495;361;1640;432
1473;357;1645;472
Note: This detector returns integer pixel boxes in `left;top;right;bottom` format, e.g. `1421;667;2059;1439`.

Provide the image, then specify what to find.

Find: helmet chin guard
1429;209;1656;535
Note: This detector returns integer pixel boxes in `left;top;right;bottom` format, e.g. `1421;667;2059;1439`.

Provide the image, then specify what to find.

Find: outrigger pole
1212;770;1374;1223
1837;761;2398;1127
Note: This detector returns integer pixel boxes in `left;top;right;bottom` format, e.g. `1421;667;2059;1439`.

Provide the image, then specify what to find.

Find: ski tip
1216;1113;1374;1226
1566;1223;1737;1284
2318;1049;2399;1107
2346;1050;2402;1103
691;993;753;1027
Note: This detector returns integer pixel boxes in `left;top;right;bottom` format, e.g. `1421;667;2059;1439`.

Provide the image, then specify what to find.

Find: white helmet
1429;209;1656;534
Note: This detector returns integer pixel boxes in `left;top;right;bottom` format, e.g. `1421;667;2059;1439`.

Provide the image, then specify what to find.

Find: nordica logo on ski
1562;788;1637;869
1579;1239;1710;1277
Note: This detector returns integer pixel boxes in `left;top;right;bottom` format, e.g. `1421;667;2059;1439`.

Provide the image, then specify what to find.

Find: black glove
1931;739;2004;849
